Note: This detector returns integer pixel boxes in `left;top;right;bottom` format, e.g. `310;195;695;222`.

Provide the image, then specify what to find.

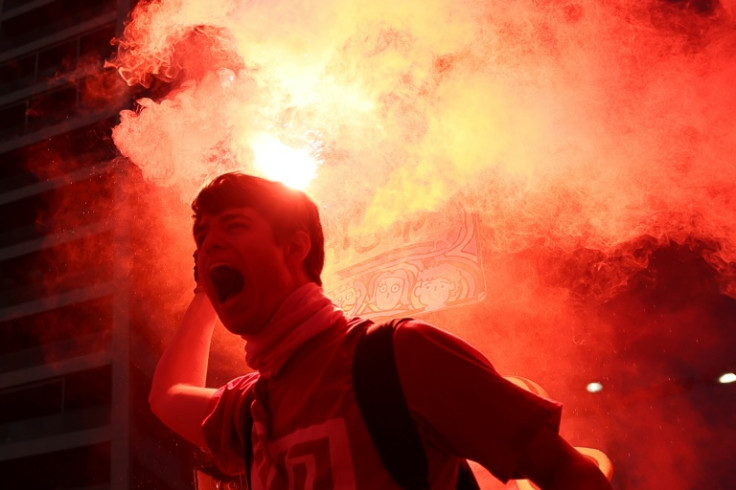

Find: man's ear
285;230;311;268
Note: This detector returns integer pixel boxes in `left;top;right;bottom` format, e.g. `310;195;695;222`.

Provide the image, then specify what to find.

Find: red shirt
202;318;561;489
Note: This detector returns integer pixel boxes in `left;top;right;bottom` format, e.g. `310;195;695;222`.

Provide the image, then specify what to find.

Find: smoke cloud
108;0;736;487
112;0;736;272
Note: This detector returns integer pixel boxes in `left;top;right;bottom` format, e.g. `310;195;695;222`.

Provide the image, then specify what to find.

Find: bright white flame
586;382;603;393
718;372;736;384
251;133;318;190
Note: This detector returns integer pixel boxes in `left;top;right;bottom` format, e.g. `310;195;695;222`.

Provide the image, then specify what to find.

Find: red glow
105;1;736;488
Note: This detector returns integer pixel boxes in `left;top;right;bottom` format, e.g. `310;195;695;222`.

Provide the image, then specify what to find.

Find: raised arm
517;425;613;489
149;290;219;448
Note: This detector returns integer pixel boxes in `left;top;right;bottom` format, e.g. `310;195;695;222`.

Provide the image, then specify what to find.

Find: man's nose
202;229;226;253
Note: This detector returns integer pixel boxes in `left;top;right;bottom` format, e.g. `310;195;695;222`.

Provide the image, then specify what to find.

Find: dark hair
192;172;325;286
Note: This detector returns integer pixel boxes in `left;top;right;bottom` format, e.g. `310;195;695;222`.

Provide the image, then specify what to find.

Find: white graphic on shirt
250;418;357;490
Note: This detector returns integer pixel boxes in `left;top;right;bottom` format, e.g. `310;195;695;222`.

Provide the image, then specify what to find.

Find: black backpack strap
241;384;257;489
352;319;430;490
457;460;481;490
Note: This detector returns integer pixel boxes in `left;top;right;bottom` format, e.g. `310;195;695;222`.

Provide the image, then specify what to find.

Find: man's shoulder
222;371;260;394
345;316;458;348
346;316;480;365
345;316;436;332
390;318;472;351
387;318;496;376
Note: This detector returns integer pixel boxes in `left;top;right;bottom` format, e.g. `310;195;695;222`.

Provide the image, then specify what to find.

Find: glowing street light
718;372;736;384
586;382;603;393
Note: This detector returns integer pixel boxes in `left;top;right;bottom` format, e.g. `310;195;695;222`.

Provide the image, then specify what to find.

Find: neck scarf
244;282;345;377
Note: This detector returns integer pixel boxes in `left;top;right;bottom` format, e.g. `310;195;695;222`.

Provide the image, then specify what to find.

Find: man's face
194;207;300;336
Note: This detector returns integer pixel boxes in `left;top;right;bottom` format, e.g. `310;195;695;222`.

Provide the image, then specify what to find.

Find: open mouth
209;265;245;304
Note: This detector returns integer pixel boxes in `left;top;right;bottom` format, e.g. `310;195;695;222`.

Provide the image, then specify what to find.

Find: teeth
208;262;230;273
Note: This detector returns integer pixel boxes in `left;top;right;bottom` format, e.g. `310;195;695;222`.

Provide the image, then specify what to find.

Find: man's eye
228;222;249;231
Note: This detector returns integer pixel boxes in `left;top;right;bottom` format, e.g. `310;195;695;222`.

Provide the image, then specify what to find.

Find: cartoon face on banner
332;282;367;316
414;263;462;311
369;269;414;312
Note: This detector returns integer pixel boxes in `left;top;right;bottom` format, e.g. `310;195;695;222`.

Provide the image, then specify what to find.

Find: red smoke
105;0;736;488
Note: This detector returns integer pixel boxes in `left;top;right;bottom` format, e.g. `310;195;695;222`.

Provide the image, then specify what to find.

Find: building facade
0;1;193;488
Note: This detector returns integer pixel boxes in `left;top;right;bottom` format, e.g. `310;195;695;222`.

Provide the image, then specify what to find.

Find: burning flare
250;133;319;190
